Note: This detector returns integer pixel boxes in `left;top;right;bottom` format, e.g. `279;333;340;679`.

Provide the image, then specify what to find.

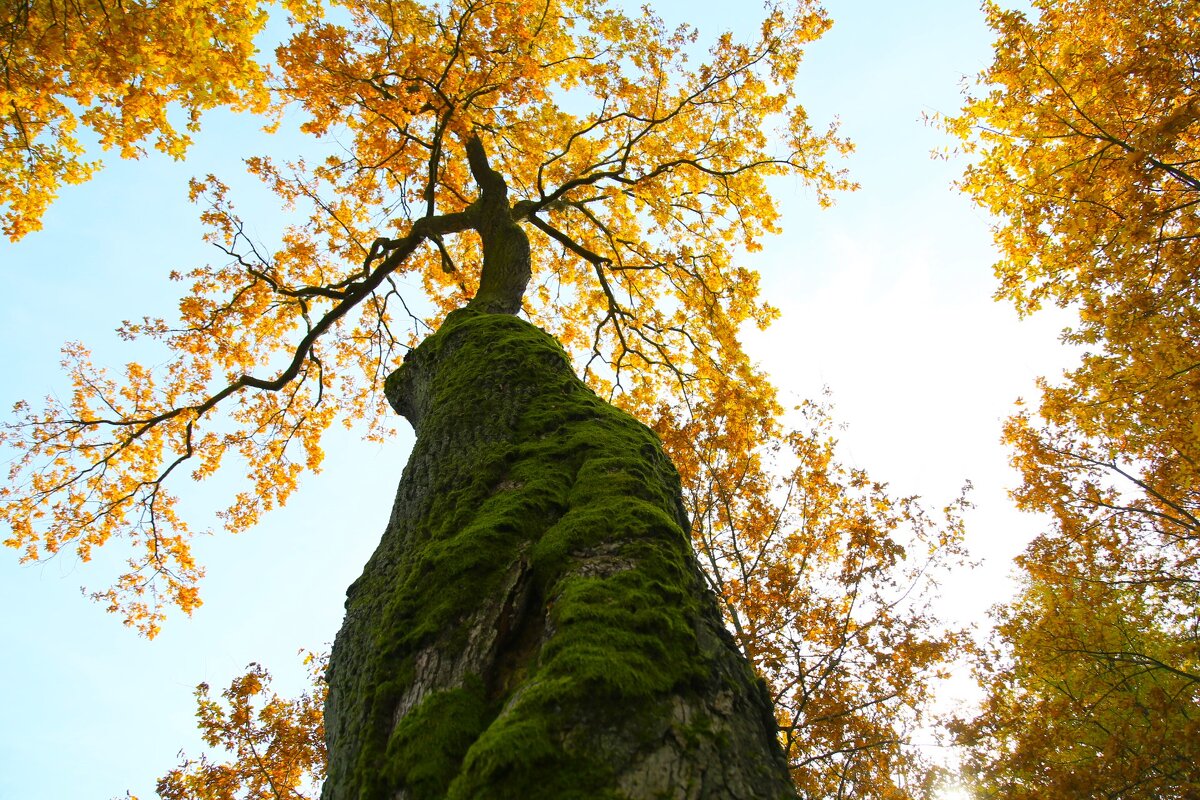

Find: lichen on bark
321;308;796;799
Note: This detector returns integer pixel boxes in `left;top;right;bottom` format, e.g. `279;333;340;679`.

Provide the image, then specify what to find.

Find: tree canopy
1;0;852;636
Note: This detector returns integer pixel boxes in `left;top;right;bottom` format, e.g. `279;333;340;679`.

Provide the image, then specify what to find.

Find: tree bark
463;135;530;315
320;308;797;799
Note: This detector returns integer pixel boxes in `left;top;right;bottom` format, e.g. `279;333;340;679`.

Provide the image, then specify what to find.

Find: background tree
946;0;1200;795
153;654;328;800
660;396;970;799
953;569;1199;799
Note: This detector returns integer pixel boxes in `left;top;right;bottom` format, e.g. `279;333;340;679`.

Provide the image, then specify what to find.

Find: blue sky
0;2;1070;797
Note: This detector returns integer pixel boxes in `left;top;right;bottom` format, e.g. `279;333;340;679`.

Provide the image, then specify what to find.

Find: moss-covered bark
321;309;795;799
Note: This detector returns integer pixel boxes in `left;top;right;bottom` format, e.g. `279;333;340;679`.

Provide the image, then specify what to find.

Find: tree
946;0;1200;795
952;566;1199;799
1;0;972;797
317;304;803;797
0;0;269;240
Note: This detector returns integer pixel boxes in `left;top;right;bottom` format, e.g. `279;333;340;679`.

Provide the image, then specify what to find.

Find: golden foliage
1;0;851;636
953;569;1199;799
946;0;1199;513
0;0;269;239
149;653;327;800
948;0;1200;794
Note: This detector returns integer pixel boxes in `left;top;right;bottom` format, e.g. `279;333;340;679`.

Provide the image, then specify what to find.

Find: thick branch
464;134;531;314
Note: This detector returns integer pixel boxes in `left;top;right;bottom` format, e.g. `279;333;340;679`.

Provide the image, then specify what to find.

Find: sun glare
937;788;974;800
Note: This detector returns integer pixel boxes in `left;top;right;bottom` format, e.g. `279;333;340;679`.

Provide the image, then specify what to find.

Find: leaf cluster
0;0;269;239
146;653;327;800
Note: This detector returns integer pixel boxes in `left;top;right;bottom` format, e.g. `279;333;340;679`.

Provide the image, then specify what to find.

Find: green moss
448;710;621;800
324;309;791;800
382;679;491;800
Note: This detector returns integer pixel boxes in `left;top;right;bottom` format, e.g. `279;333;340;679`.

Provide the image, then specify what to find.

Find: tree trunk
320;308;796;799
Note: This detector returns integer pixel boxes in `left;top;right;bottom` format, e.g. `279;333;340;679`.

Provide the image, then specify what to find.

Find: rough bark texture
321;308;796;799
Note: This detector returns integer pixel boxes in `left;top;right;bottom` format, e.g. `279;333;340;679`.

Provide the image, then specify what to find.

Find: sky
0;2;1073;798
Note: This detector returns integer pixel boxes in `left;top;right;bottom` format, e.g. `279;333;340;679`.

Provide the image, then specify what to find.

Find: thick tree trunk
320;308;796;799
